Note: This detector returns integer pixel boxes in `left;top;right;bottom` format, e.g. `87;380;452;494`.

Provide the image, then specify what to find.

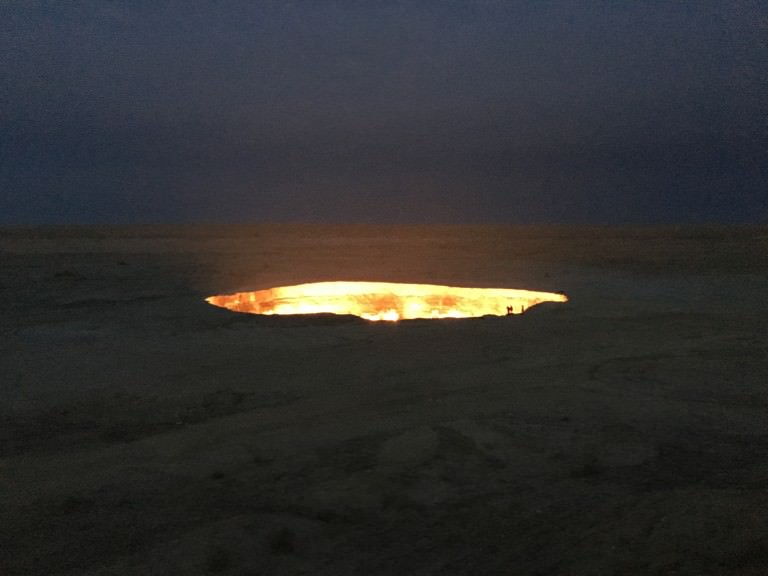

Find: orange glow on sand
206;281;567;321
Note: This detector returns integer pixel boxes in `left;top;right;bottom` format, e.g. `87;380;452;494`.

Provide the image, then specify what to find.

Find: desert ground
1;224;767;575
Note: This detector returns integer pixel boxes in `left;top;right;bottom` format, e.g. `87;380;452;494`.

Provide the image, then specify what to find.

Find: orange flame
206;281;567;321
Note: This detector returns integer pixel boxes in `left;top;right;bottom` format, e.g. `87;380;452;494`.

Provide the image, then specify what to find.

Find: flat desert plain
1;225;767;575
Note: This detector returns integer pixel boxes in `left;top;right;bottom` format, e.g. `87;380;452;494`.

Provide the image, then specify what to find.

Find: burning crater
206;281;567;322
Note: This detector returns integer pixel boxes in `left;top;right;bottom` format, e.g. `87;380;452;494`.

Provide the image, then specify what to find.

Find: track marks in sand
586;347;768;410
0;388;300;457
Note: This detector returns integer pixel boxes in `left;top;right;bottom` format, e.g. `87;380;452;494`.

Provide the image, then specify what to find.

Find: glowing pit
206;281;567;322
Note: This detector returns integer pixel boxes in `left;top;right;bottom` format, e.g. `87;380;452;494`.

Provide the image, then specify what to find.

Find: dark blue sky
1;1;766;224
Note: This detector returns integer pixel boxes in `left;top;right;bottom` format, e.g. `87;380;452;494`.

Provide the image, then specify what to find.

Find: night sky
2;1;766;224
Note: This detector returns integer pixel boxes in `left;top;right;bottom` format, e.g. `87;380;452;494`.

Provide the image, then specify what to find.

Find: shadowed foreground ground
1;225;767;575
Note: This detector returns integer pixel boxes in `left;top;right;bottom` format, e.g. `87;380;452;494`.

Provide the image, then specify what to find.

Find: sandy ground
1;224;767;575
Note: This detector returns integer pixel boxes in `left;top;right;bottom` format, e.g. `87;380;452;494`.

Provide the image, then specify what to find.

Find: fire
206;281;567;321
